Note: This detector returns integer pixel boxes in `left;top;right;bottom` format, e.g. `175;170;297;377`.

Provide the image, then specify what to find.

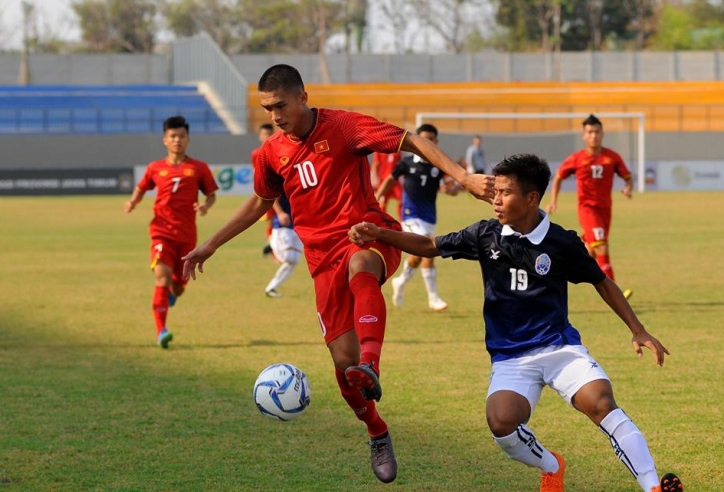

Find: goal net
415;112;646;193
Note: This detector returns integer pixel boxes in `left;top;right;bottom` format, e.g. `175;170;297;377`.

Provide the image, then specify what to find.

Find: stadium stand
246;81;724;133
0;85;229;135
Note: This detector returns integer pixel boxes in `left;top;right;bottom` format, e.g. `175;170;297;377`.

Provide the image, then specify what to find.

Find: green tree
238;0;344;54
162;0;240;52
72;0;156;53
492;0;651;51
651;1;724;50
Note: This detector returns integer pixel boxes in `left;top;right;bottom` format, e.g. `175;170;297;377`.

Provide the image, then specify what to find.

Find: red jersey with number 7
136;157;219;244
556;147;630;209
254;108;406;276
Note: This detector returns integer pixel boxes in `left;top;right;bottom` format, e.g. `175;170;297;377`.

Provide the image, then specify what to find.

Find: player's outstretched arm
546;175;563;215
375;175;394;202
621;176;633;198
349;222;439;258
183;195;274;280
401;133;494;203
194;192;216;216
124;187;145;213
594;277;670;366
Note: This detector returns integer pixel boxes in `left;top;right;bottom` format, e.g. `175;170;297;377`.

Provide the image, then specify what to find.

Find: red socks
335;369;388;437
349;272;386;370
596;254;615;280
152;285;169;335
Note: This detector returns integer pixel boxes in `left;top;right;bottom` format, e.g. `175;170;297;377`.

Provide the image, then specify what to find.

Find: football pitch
1;191;722;491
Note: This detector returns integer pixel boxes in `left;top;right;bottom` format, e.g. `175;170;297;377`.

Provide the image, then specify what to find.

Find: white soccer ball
253;363;312;421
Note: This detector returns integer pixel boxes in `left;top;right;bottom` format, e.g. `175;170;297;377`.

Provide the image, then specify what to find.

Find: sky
1;0;79;50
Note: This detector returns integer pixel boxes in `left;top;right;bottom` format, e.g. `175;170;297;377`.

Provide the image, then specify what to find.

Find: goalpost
415;112;646;193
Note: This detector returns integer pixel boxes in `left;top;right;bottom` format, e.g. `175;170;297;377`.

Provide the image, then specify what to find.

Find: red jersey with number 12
137;157;219;244
254;108;406;276
556;147;630;209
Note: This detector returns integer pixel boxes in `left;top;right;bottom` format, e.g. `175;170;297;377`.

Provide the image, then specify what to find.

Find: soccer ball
253;363;312;421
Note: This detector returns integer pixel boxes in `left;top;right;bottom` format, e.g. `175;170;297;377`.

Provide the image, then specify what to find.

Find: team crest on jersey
314;140;330;153
431;168;440;177
535;253;552;275
159;170;169;176
280;156;290;166
183;168;194;176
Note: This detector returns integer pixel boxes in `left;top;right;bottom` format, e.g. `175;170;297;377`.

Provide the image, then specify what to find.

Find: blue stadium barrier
0;85;229;134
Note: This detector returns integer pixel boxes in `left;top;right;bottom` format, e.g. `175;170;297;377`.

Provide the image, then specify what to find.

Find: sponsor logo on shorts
535;253;551;275
358;315;378;323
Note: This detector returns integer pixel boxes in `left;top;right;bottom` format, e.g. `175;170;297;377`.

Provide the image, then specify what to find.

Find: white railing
172;32;248;135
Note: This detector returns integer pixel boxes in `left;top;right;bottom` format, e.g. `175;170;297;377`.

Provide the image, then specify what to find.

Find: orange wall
247;81;724;133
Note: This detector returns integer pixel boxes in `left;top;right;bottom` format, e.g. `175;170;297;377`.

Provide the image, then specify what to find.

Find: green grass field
1;191;722;491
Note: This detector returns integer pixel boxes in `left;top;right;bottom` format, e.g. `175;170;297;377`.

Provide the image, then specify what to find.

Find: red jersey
137;157;219;244
251;146;262;167
372;151;402;180
254;108;406;276
556;147;630;209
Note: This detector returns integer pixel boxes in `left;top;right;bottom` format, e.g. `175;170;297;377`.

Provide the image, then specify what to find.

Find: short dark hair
258;64;305;94
493;153;551;199
416;123;438;137
163;115;189;133
583;114;602;127
259;123;274;132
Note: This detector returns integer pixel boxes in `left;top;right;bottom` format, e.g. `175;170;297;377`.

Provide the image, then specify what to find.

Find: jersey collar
500;210;550;245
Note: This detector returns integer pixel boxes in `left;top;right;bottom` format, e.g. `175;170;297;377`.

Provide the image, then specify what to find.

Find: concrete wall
2;51;724;86
0;131;720;171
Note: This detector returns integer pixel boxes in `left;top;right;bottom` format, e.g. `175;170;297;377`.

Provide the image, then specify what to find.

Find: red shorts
150;237;195;286
313;238;401;345
578;205;611;248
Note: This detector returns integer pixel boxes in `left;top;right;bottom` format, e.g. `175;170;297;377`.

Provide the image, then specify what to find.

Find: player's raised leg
345;247;397;402
574;379;665;492
487;389;565;492
329;331;398;483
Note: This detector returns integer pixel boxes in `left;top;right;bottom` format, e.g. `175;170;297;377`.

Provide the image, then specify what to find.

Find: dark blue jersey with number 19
435;212;606;363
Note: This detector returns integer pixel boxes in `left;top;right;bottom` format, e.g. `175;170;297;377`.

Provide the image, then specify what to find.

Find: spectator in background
465;135;487;175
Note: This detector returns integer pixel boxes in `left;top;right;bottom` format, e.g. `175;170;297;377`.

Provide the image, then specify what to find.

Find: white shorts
270;227;303;265
402;218;436;237
487;344;610;412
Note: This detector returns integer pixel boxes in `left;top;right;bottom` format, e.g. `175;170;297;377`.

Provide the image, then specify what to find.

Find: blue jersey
435;212;606;363
272;193;293;229
392;155;444;224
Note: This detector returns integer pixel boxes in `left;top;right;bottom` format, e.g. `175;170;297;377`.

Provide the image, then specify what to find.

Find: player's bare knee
486;406;528;437
408;256;422;268
348;251;384;280
574;392;618;424
487;414;523;437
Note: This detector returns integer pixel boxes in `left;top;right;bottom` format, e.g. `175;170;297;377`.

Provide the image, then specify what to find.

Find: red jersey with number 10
136;157;219;244
254;108;406;276
556;147;631;209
